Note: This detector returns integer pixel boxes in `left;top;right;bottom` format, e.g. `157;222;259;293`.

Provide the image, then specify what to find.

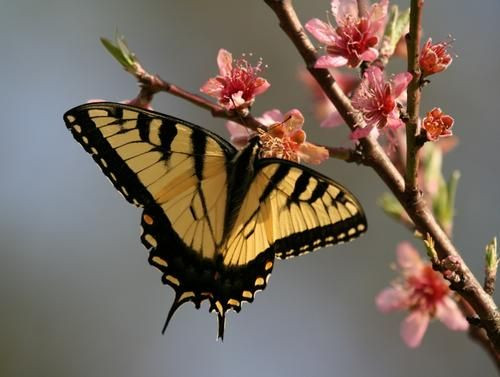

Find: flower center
407;266;449;313
221;58;264;102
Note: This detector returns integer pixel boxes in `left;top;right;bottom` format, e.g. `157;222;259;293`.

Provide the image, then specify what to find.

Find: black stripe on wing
63;102;237;208
257;159;367;259
64;104;158;206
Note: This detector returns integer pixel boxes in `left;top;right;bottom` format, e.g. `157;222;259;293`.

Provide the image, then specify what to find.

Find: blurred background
1;0;499;376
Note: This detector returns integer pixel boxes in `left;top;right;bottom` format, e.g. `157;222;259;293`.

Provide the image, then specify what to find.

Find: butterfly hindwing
142;202;275;338
221;160;367;263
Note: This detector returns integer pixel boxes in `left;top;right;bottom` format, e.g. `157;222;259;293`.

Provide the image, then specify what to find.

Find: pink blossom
422;107;454;141
300;68;359;128
350;66;412;140
226;109;329;164
200;49;270;110
419;38;453;77
376;242;468;348
305;0;388;68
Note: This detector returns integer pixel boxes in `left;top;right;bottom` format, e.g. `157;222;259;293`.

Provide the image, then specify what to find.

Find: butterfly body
64;102;367;339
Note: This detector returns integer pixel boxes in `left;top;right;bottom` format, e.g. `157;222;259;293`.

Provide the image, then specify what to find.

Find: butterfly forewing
64;103;232;257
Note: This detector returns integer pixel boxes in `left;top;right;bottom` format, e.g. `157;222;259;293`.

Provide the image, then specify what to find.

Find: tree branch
129;65;362;163
404;0;423;198
134;71;263;131
459;298;500;371
263;0;500;352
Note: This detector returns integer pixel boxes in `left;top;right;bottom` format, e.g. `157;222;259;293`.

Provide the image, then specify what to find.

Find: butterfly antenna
259;114;292;136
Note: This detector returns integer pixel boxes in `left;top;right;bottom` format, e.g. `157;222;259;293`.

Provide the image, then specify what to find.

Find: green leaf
378;192;405;220
485;237;498;271
100;33;136;70
382;5;410;56
445;170;460;222
424;234;438;263
115;34;135;66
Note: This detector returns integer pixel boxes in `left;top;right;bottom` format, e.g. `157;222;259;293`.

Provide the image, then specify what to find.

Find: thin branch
128;65;360;163
485;269;498;297
404;0;424;197
134;70;263;131
263;0;500;352
459;298;500;371
485;237;498;296
323;146;365;164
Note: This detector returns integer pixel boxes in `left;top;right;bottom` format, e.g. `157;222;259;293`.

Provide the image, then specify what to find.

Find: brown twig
459;298;500;372
322;146;365;164
484;237;498;296
263;0;500;351
125;61;367;164
404;0;424;199
133;70;263;131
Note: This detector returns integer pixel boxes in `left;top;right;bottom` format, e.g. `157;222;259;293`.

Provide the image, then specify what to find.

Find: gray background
1;0;499;376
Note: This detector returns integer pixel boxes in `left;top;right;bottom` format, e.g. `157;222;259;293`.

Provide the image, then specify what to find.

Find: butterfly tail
162;292;188;334
217;312;226;341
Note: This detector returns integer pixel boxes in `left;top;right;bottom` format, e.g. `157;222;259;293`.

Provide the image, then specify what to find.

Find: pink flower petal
368;0;389;33
217;49;233;77
436;297;469;331
364;65;384;85
298;142;329;165
332;69;360;93
349;125;375;140
331;0;359;23
200;78;224;96
359;47;379;63
396;242;423;272
253;78;271;96
283;109;305;131
314;55;349;68
258;109;283;126
375;286;409;313
305;19;337;45
320;110;344;128
226;120;255;147
386;115;404;130
392;72;413;98
227;91;246;109
370;0;389;19
400;311;430;348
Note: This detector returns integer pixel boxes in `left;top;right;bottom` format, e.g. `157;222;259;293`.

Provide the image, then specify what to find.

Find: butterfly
63;102;367;339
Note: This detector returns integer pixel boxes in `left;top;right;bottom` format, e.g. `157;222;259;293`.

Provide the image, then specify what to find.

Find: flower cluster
376;242;468;348
226;109;329;164
201;49;270;110
306;0;389;68
351;66;412;139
